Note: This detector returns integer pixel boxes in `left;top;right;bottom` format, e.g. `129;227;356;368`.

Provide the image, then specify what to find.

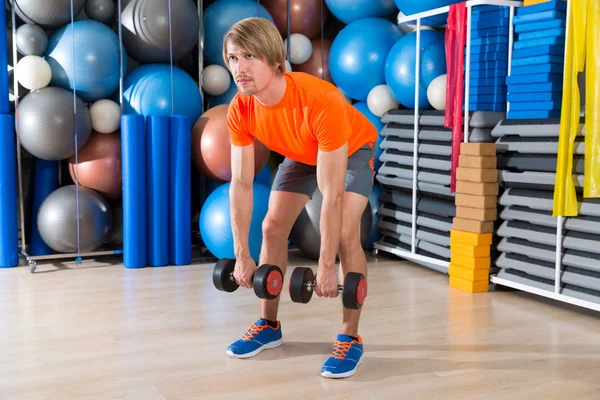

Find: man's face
226;42;278;97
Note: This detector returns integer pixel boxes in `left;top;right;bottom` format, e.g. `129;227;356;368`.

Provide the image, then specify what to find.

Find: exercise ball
45;19;126;102
385;29;447;109
17;87;92;161
15;55;51;91
325;0;397;25
206;81;239;108
261;0;327;39
120;0;199;63
329;18;403;101
68;130;122;199
200;182;271;262
289;188;372;260
353;101;384;172
427;73;447;110
15;23;48;56
394;0;460;27
293;38;333;83
284;33;313;64
367;84;399;117
202;64;231;96
86;0;115;25
122;64;203;124
12;0;85;30
37;185;112;253
89;99;121;134
192;104;270;182
203;0;274;67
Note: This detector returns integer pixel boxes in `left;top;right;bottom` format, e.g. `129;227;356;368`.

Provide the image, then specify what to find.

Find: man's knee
262;215;288;242
339;225;361;255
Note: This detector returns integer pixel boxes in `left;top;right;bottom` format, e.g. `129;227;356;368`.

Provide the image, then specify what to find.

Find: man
222;17;378;379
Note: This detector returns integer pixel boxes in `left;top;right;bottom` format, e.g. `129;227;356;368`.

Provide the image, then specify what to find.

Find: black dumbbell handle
304;281;344;292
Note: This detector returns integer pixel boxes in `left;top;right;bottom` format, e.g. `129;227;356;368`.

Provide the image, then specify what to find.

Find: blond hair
223;17;286;75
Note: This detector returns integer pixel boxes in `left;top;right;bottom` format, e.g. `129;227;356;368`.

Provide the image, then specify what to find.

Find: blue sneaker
226;319;283;358
321;334;364;378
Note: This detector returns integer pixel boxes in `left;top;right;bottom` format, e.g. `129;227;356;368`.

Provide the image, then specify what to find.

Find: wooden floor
1;250;600;400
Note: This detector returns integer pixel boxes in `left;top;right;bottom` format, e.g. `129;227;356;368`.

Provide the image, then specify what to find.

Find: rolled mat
0;10;9;114
169;115;191;265
0;114;19;267
30;159;58;256
146;115;170;267
584;0;600;198
121;114;147;268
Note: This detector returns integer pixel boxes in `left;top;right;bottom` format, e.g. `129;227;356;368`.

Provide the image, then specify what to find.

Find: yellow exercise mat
553;0;587;217
584;0;600;198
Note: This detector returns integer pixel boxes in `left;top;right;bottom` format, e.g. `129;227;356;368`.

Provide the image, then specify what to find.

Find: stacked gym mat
466;5;511;113
492;118;600;305
507;0;567;120
449;143;500;292
374;109;504;273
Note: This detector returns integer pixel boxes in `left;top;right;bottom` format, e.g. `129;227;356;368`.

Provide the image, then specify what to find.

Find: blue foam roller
30;159;58;256
513;44;565;59
513;10;566;25
0;11;9;114
169;115;191;266
508;82;563;93
121;114;147;269
516;0;567;15
506;72;563;85
507;91;562;102
146;115;169;267
0;114;18;267
511;63;564;75
513;36;565;49
509;100;561;111
514;18;565;33
518;27;565;41
511;55;564;67
508;110;562;119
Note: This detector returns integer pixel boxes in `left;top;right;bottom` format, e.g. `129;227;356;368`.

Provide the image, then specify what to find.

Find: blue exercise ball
353;101;384;173
329;18;403;101
45;20;126;102
385;29;447;109
122;64;203;124
324;0;398;25
203;0;274;67
394;0;460;27
200;182;271;262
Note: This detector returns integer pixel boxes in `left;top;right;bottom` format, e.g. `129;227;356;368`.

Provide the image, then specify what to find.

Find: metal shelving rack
373;0;522;272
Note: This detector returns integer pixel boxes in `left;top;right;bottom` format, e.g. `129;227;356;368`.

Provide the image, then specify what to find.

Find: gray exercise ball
37;185;112;253
85;0;115;25
15;23;48;56
11;0;86;30
17;86;92;160
469;128;493;143
289;188;373;261
120;0;199;63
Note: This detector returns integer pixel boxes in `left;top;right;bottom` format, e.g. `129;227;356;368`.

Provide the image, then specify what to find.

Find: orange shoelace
332;340;354;359
242;323;267;341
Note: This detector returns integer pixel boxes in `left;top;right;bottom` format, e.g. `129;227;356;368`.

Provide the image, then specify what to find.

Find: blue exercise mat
508;110;561;119
507;91;562;103
469;94;507;103
517;27;565;41
508;82;563;93
472;25;510;38
469;52;509;62
516;0;567;16
511;54;564;67
510;63;564;76
506;72;563;85
466;103;507;112
513;10;566;25
514;18;565;33
470;60;509;72
513;44;565;59
514;36;565;49
509;100;561;111
470;68;508;79
469;85;508;96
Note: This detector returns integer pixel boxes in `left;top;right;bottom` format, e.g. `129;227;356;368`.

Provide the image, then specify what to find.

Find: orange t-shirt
226;72;378;166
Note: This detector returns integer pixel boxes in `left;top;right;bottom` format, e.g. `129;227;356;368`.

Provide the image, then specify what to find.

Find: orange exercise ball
260;0;328;39
192;104;270;182
293;38;333;84
68;130;122;199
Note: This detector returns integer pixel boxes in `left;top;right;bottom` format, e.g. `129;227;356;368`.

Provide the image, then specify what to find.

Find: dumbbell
212;258;284;300
288;267;367;309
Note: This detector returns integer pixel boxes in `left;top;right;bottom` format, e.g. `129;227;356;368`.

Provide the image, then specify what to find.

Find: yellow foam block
449;264;489;281
449;276;489;293
450;252;491;270
450;230;493;246
524;0;551;5
450;242;490;258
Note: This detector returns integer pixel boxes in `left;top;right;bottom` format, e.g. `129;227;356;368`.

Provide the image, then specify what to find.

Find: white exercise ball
427;74;447;111
284;33;312;65
16;55;51;91
202;64;231;96
367;84;399;117
90;99;121;133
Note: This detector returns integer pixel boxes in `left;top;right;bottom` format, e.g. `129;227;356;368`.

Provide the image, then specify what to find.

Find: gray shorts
271;144;375;199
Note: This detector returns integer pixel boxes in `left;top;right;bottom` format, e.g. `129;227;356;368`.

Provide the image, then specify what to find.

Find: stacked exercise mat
449;143;499;293
466;5;511;113
374;109;504;273
507;0;567;120
492;118;600;305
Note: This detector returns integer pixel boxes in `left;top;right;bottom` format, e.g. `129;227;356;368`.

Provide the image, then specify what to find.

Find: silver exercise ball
85;0;115;25
289;188;372;260
12;0;86;30
37;185;113;253
17;86;92;160
15;23;48;56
